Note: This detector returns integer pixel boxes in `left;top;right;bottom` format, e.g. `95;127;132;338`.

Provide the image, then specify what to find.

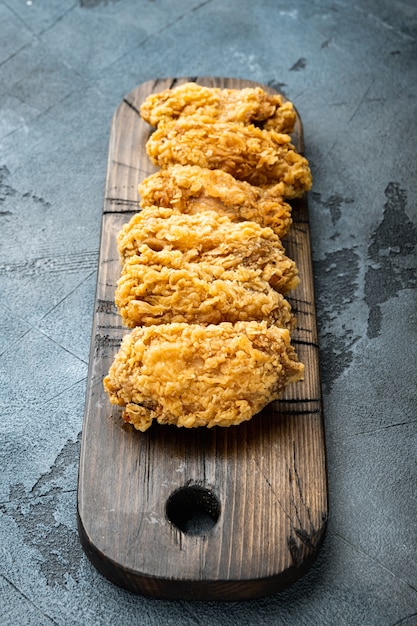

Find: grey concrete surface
0;0;416;624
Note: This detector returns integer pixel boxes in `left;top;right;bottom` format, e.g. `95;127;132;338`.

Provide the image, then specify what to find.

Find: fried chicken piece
103;321;304;431
140;82;296;133
146;119;312;197
138;165;293;239
115;252;295;328
117;208;299;293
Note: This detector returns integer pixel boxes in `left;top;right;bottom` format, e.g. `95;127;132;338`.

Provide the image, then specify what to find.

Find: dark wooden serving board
77;77;328;601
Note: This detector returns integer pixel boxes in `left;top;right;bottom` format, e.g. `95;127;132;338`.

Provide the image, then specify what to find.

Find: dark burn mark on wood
288;535;303;567
295;325;313;333
103;198;139;211
365;182;417;338
95;299;118;315
292;338;320;348
287;443;326;567
94;333;122;355
287;305;314;316
288;520;326;567
295;526;317;550
122;98;141;117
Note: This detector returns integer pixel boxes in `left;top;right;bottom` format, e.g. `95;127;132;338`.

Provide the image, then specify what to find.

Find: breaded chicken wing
146;119;312;196
115;252;295;328
140;82;296;133
103;321;304;431
138;165;293;239
116;208;299;293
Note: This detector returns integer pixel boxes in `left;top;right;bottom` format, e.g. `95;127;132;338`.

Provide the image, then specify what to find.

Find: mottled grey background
0;0;416;624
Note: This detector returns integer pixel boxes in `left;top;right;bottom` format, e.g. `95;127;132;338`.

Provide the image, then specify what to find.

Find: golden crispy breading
138;165;293;239
116;208;299;293
115;252;295;328
103;321;304;431
140;82;296;133
146;119;312;196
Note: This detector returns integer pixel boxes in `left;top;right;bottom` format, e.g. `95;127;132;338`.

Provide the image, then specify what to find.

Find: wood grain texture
77;77;328;601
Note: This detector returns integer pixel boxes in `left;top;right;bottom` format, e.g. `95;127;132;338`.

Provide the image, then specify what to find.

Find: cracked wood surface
77;77;328;600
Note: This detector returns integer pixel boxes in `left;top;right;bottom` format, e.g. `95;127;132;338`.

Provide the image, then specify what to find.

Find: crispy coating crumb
103;321;304;431
138;165;293;239
115;252;295;328
116;208;299;293
146;119;312;196
140;82;296;133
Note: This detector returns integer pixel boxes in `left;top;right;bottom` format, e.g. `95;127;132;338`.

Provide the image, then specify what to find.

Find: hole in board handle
166;485;221;536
